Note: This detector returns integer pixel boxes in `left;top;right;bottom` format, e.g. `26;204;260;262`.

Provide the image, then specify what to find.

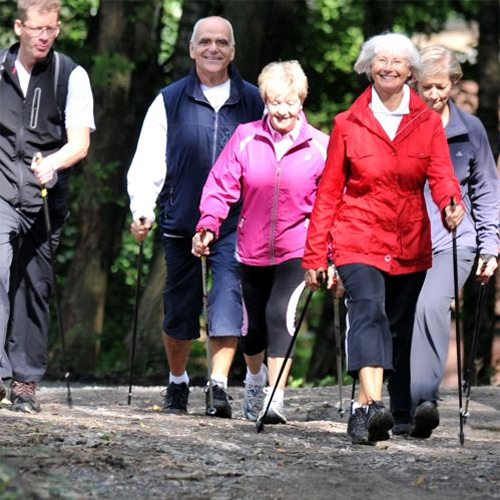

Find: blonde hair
17;0;61;21
258;60;308;102
354;32;420;82
418;44;463;84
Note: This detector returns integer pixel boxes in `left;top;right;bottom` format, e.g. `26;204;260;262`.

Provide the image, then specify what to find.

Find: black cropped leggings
239;259;305;358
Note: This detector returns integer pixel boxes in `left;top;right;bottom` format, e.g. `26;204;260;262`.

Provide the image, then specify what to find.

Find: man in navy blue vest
0;0;94;412
128;16;263;418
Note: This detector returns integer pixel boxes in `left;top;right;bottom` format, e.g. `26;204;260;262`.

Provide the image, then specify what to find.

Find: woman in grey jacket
394;45;499;438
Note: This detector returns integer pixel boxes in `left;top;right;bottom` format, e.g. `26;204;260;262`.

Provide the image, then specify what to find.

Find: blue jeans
161;231;242;340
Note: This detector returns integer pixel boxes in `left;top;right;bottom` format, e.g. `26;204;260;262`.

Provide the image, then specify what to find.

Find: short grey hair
190;16;235;47
258;60;308;102
418;44;463;84
354;32;420;82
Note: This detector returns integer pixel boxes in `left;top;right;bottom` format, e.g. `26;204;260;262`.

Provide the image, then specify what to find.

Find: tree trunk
59;0;165;375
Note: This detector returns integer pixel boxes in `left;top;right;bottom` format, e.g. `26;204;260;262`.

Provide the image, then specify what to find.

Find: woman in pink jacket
303;33;465;445
192;61;328;424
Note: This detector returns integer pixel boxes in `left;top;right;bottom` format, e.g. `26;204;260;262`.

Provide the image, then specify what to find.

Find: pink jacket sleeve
196;127;244;237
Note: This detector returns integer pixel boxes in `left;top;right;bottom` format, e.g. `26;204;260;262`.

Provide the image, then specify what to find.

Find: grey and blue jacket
425;100;499;256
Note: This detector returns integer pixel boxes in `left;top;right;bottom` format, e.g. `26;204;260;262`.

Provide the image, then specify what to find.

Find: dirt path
1;384;499;499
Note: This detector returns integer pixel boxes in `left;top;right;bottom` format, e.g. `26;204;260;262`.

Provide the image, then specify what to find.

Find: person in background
192;61;328;424
127;16;263;418
303;33;464;445
0;0;94;412
451;79;479;115
398;45;499;439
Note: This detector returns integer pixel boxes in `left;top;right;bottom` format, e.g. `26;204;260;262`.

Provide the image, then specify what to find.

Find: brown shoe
10;380;41;413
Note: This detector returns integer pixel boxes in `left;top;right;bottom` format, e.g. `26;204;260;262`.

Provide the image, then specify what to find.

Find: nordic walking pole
349;378;356;414
256;285;316;433
127;217;146;405
463;281;489;422
35;152;72;407
201;254;216;415
450;197;465;445
333;295;344;417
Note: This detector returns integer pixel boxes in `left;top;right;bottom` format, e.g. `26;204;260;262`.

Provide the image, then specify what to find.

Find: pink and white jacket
197;114;329;266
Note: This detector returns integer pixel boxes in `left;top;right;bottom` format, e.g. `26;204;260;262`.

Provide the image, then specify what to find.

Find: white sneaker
260;387;287;425
242;366;267;421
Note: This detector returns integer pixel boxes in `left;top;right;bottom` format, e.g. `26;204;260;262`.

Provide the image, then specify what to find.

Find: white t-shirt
127;79;231;222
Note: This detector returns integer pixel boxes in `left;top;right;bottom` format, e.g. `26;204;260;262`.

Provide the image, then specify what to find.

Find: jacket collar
256;111;312;147
445;100;469;140
5;42;54;74
347;84;432;146
186;64;246;107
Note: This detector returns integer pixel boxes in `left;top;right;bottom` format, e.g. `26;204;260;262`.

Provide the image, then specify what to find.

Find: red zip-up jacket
302;85;462;275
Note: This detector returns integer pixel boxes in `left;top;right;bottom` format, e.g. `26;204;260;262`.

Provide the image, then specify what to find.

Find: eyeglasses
22;23;60;37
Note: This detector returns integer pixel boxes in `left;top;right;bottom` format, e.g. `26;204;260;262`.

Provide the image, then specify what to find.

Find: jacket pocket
399;216;431;260
331;216;373;254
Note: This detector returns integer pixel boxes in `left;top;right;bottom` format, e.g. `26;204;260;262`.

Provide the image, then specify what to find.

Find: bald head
190;16;235;47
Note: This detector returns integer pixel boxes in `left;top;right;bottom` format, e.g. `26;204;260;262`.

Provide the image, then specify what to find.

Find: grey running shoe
205;384;232;418
242;368;267;421
10;381;41;414
348;408;371;445
162;382;189;414
410;401;439;438
366;401;394;442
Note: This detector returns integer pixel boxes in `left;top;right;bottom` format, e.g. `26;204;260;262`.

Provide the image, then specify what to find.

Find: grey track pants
410;248;475;407
0;197;64;382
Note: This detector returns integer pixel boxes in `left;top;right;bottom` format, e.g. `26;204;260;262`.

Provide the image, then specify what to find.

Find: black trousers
337;263;426;420
239;259;305;358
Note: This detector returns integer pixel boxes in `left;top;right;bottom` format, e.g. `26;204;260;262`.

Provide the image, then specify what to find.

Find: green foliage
300;0;365;131
160;0;182;67
111;214;156;287
91;52;135;91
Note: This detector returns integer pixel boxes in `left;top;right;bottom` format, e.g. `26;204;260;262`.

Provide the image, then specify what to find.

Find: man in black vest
128;16;263;417
0;0;95;412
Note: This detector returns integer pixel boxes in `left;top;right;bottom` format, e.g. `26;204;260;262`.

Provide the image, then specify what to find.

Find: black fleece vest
0;44;76;213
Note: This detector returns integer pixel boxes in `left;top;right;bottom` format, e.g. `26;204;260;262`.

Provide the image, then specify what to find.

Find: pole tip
255;419;264;433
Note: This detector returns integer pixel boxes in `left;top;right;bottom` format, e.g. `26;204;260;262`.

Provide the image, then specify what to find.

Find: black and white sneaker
410;401;439;438
366;401;394;442
162;382;189;414
205;384;232;418
392;422;411;436
347;408;371;445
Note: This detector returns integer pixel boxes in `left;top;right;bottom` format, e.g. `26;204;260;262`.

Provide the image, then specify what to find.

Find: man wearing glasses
0;0;94;412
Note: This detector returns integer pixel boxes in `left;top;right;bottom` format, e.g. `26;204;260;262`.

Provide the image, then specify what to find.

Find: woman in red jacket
303;32;464;445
